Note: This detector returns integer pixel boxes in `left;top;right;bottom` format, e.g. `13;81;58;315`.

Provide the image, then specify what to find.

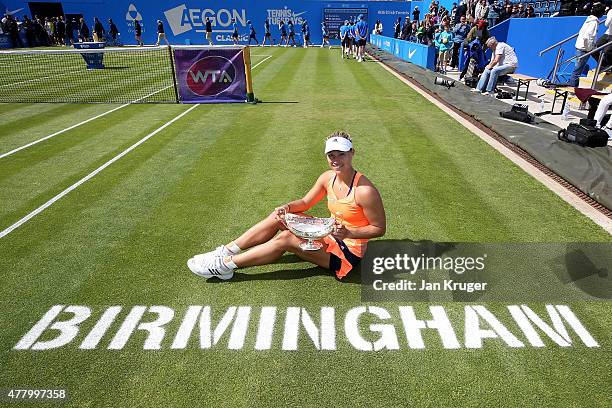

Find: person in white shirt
471;36;518;95
591;6;612;67
569;3;606;87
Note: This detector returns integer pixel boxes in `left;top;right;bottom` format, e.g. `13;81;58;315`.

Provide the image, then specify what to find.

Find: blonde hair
326;131;352;141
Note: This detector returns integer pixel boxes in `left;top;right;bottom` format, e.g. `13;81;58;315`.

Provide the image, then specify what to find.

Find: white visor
325;137;353;154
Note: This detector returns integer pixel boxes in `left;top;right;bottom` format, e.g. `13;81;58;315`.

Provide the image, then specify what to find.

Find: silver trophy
284;213;335;251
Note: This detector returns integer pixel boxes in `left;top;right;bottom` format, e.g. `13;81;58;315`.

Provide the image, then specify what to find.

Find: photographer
471;36;518;95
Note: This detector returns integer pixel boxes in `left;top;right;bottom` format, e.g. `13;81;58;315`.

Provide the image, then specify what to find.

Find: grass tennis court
0;48;610;407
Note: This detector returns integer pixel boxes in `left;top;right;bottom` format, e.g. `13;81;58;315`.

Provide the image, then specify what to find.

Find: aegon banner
370;34;436;71
173;47;247;103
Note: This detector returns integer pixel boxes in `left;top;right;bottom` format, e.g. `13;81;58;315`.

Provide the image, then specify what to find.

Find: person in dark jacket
108;18;118;42
79;17;89;42
401;16;411;40
93;17;104;42
134;19;143;46
393;17;401;38
56;16;65;45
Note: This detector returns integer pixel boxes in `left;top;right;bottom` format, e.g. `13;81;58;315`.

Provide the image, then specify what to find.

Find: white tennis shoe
187;255;234;280
192;245;226;263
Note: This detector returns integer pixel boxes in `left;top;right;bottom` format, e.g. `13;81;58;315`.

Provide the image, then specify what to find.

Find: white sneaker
187;255;234;280
192;245;226;263
481;91;491;96
470;88;480;93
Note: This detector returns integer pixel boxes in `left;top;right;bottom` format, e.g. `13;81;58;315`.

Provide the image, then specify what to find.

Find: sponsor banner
2;0;410;45
362;242;612;302
73;42;105;69
173;47;247;103
370;34;436;70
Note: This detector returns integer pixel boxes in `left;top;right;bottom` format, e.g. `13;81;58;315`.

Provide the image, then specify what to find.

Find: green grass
0;48;610;407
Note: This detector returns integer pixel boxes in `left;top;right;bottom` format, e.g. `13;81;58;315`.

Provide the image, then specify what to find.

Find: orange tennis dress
323;171;370;279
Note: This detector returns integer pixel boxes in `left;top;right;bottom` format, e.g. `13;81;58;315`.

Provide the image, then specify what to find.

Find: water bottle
562;104;570;121
539;99;545;113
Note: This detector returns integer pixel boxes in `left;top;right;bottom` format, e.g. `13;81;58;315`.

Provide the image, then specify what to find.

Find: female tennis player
188;131;386;281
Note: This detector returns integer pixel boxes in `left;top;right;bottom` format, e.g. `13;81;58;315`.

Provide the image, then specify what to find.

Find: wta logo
186;56;235;96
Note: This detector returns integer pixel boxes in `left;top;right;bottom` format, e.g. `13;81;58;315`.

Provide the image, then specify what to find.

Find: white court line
374;58;612;234
0;84;173;159
0;54;274;238
0;69;81;88
252;55;272;69
0;104;199;238
0;55;273;159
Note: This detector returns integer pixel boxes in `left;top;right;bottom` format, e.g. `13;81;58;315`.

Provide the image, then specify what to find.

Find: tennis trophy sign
284;213;335;251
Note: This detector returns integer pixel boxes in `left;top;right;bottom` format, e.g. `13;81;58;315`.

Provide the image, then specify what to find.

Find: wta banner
173;47;247;104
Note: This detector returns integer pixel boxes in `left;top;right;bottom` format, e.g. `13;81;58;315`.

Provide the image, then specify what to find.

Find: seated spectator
471;36;518;95
475;0;490;20
517;4;527;18
526;4;536;18
500;4;513;21
487;1;502;27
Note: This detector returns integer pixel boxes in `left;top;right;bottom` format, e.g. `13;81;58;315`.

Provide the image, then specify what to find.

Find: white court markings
0;53;274;238
0;54;273;159
0;85;174;159
0;69;82;89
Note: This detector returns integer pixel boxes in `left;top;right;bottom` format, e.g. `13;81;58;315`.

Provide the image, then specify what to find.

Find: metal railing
539;17;608;83
560;39;612;88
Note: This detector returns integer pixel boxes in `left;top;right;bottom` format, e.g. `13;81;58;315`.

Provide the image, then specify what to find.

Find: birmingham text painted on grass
13;304;599;351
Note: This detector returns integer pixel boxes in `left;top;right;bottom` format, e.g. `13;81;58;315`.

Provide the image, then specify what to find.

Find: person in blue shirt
321;22;330;48
288;20;296;46
262;18;272;46
355;14;368;62
348;20;357;58
247;20;258;45
301;19;310;48
340;20;350;59
279;20;287;46
231;18;239;45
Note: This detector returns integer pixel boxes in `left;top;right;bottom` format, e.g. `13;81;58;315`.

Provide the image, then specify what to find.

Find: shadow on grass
258;100;299;104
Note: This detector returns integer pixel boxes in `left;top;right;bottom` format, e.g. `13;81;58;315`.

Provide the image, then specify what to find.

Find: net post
243;46;255;103
168;46;180;103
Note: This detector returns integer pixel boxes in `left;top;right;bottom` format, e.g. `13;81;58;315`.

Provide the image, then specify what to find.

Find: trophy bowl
284;213;335;251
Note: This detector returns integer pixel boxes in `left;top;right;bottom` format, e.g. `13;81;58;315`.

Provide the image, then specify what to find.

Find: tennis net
0;46;179;104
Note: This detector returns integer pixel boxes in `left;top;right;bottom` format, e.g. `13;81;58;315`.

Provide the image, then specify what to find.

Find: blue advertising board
2;0;412;46
370;34;436;70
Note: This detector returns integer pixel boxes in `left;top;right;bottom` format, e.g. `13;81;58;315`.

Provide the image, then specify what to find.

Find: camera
434;77;455;89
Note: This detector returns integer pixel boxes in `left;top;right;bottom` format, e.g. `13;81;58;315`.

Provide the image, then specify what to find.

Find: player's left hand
332;220;350;240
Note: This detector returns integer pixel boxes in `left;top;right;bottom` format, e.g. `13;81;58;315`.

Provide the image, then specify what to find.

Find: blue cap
358;14;363;20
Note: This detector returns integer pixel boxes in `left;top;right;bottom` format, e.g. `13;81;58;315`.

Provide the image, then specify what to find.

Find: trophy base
299;239;323;251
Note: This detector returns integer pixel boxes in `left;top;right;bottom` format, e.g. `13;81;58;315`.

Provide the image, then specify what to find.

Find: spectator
374;19;383;35
526;4;536;18
413;6;421;22
451;3;458;23
517;4;527;18
591;4;612;67
65;18;75;45
205;17;213;45
401;16;411;40
436;24;454;73
487;1;501;27
79;17;90;42
155;19;169;45
451;15;471;68
471;36;518;95
500;4;513;21
465;20;490;47
411;21;419;42
93;17;104;42
475;0;489;20
23;16;35;47
569;2;606;86
56;16;65;45
393;17;401;39
456;1;468;24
